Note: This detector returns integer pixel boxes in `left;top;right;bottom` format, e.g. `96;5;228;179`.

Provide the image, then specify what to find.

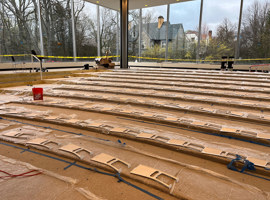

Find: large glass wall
169;1;200;60
200;0;241;62
200;0;269;64
239;0;270;62
78;2;120;60
127;0;270;66
128;5;168;61
0;0;120;64
39;0;120;62
40;0;74;58
1;0;269;66
128;1;201;64
75;1;98;58
0;0;39;62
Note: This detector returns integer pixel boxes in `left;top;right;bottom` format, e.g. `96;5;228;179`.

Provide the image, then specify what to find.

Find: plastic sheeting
1;102;269;163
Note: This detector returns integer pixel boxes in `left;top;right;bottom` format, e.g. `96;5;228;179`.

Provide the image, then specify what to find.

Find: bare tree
0;1;158;60
87;7;118;56
240;1;270;59
2;0;39;54
216;18;236;48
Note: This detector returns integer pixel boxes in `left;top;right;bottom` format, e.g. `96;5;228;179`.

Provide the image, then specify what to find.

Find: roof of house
186;30;198;35
143;22;183;40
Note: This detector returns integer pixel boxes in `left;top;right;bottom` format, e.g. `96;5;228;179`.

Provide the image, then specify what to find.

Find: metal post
1;2;6;61
0;1;2;62
196;0;204;63
165;4;170;61
120;0;128;68
97;5;101;57
116;12;119;62
71;0;77;62
235;0;244;61
0;1;2;56
37;0;44;56
139;8;142;62
37;0;44;80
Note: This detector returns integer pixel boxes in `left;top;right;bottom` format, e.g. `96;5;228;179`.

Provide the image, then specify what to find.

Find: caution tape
0;54;270;62
37;55;120;59
0;54;31;57
0;54;120;59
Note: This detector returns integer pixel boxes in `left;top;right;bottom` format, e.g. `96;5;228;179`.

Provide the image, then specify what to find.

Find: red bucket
32;88;43;100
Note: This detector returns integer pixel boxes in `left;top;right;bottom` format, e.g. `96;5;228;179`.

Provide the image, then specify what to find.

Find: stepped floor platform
0;68;270;200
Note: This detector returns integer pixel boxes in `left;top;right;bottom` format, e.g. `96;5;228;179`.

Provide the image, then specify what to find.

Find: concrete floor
0;68;270;200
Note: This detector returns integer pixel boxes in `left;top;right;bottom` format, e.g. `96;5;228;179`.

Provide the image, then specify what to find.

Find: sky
83;0;268;35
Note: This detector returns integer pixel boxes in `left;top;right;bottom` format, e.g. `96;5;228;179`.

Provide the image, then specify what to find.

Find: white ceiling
85;0;193;10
